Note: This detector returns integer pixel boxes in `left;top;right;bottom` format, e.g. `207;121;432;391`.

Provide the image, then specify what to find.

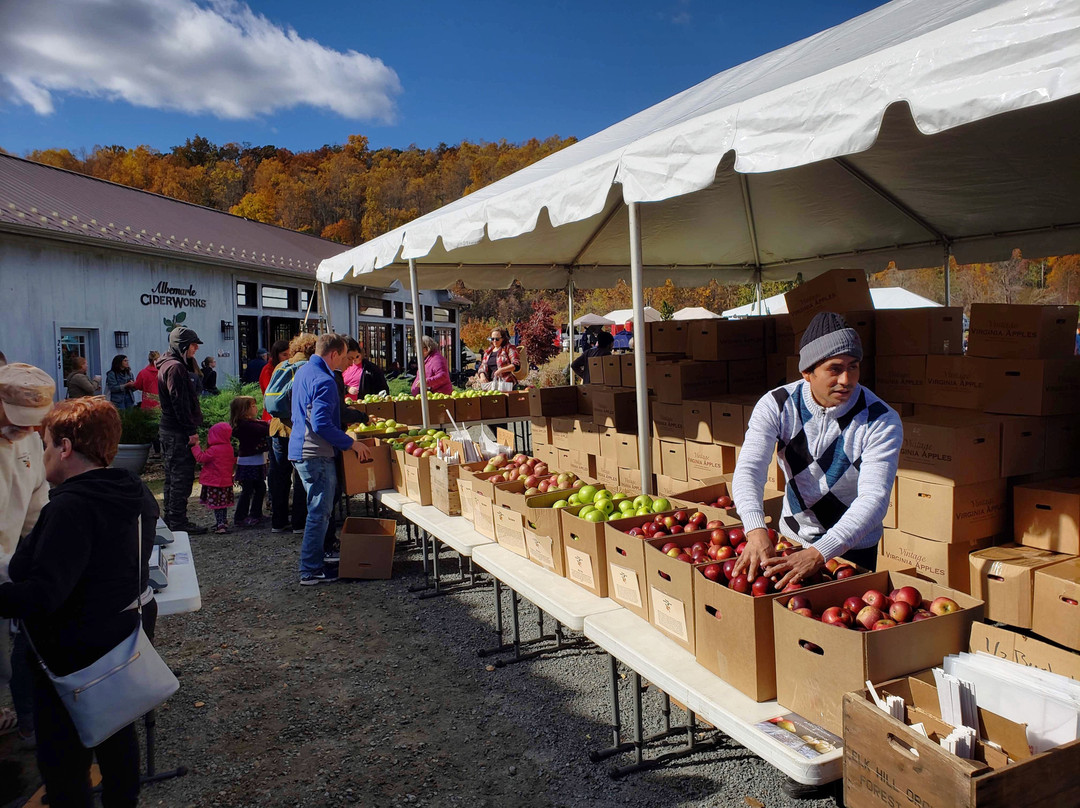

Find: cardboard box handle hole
615;546;628;557
917;492;932;500
1005;371;1021;377
1061;597;1078;607
988;575;1005;582
705;605;721;620
798;639;823;656
887;733;920;760
658;570;672;582
1035;504;1052;510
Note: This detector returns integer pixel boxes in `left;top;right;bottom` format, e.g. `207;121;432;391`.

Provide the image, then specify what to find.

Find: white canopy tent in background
605;307;660;326
672;306;721;320
319;0;1080;488
723;287;942;317
573;313;615;327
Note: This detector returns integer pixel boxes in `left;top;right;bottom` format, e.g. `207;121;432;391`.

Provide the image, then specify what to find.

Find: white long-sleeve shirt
731;381;902;562
0;432;48;582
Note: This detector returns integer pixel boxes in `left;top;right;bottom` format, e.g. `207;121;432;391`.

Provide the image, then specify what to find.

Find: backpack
263;358;307;425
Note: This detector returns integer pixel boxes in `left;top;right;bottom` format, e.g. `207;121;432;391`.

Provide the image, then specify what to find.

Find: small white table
154;531;201;617
582;608;843;785
375;490;411;514
401;502;493;558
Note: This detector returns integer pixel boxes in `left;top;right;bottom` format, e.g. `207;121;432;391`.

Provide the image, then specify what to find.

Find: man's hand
731;527;777;581
352;440;372;461
762;547;825;591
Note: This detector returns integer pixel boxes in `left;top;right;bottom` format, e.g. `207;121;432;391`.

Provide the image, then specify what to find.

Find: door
59;328;100;389
237;315;259;378
263;316;301;352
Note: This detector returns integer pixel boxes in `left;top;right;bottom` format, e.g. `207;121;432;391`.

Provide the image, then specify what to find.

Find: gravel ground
2;484;842;808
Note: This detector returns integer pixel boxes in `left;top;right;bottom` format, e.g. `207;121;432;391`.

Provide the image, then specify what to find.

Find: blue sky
0;0;885;156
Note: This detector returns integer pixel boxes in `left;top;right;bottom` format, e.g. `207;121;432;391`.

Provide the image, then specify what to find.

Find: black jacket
0;468;158;675
355;360;390;398
571;345;612;384
157;348;203;435
202;366;219;395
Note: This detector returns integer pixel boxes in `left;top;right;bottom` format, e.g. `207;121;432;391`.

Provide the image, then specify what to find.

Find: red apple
728;527;745;544
716;495;733;508
825;559;841;574
822;606;853;627
834;565;857;580
676;553;693;563
862;589;890;610
929;596;960;616
781;581;803;593
705;520;725;531
799;640;822;653
690;542;708;557
669;525;684;534
787;595;812;612
734;542;747;556
843;596;867;615
893;586;922;608
627;527;643;537
751;576;771;597
701;564;722;581
712;545;735;561
912;609;934;621
673;510;688;524
660;542;679;554
721;559;738;580
889;601;913;624
729;574;750;594
855;605;883;631
872;618;898;630
794;609;815;619
709;528;729;546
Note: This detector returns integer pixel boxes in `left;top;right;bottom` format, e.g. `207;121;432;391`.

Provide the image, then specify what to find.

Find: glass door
59;328;99;384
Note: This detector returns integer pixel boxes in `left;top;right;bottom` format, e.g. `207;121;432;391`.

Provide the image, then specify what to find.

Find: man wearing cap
157;327;206;534
732;312;902;588
0;363;54;745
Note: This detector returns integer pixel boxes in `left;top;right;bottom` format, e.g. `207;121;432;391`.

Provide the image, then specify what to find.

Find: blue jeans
293;456;337;575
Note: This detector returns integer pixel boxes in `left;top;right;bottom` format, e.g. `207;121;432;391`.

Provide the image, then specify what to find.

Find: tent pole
754;269;763;316
628;203;652;494
567;277;576;384
409;259;430;429
943;245;952;306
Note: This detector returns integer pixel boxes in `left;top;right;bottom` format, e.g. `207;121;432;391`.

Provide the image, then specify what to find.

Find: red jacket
259;362;275;422
191;423;235;488
412;351;452;395
132;364;160;409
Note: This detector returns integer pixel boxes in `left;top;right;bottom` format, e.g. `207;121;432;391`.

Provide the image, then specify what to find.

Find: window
394;302;404;319
357;296;390;318
432;307;452;323
359;323;391;369
236;281;257;308
434;327;456;371
262;285;298;310
300;287;317;314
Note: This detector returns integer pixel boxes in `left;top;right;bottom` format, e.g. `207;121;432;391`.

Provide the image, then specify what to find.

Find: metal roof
0;152;344;276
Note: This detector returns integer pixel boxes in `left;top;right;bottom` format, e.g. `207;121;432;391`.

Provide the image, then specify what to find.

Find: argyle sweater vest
731;381;903;562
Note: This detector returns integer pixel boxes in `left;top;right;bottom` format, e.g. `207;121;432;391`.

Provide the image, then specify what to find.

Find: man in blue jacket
289;334;371;585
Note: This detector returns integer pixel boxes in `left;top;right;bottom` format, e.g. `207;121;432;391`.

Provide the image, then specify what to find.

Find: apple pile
706;493;734;510
628;509;712;540
695;534;860;597
556;491;675;522
786;584;960;631
479;453;579;494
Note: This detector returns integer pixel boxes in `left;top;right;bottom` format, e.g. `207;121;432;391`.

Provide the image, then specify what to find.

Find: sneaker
271;526;290;534
214;524;230;535
323;550;340;563
169;521;208;536
300;568;338;586
292;528;305;535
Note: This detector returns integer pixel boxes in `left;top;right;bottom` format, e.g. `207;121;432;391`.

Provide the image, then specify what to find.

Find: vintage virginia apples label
650;586;688;643
404;466;420;498
565;547;595;589
525;529;554;570
609;563;642;608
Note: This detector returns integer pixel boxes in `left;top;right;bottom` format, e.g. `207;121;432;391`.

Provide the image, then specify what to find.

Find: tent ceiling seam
739;174;764;272
833;157;951;245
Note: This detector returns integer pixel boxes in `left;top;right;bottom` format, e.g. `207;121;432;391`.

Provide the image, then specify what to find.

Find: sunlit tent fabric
318;0;1080;292
672;307;720;320
723;287;943;317
573;313;615;327
606;307;660;325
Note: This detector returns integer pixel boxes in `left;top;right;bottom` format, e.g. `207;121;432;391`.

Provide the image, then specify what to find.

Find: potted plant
113;406;158;475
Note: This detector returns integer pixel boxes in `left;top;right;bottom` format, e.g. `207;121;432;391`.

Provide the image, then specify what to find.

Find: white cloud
0;0;402;121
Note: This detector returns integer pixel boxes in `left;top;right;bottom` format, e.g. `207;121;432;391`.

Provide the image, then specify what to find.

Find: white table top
582;609;842;785
375;489;411;513
400;502;494;557
471;543;621;632
154;531;202;617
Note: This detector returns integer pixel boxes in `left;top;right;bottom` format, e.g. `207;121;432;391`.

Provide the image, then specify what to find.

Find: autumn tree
516;300;559;367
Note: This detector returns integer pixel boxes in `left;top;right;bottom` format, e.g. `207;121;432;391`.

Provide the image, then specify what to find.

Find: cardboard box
529;417;551;446
967;303;1079;359
969;543;1067;629
560;507;609;597
999;415;1046;477
472;489;496;538
656;472;703;498
762;314;796;356
897;476;1007;543
711;398;753;445
549;416;574;449
619;466;648;492
877;529;994;594
773;570;982;735
766;452;786;493
402;451;433;506
784;355;802;384
873;355;927;405
981;357;1080;417
597;426;619;461
338;517;398;579
593;455;621;489
575;385;596;415
1032;557;1080;652
658;439;688;481
506;391;531;418
689;319;765;362
898;415;1001;486
616;433;640;470
875;306;964;356
1014;477;1080;555
559;448;595;481
685;440;734;480
592;388;637;431
586;356;605;385
394;399;422;427
649;321;689;355
652;361;728;405
388;447;406;494
1044;414;1080;473
726;357;767;395
601;355;622;387
533;443;558;467
452;396;482;423
923;355;988;411
883;477;898;529
620;354;638;389
363;399;397;421
425;397;456;425
518;490;572;571
842;675;1080;808
479;393;507;420
681;400;713;443
492;504;528;558
573;420;601;456
528;386;578;417
429;457;484;516
644;534;714;653
784;268;873;332
764;353;787;388
651;401;685;439
341;439;393;495
603;518;653;620
969;621;1080;679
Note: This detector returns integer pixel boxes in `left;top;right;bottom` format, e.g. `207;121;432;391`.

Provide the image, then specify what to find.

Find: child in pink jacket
192;421;236;534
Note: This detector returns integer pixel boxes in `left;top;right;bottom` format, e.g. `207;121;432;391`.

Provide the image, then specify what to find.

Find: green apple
568;493;581;506
611;492;627;502
578;485;599;504
594;488;613;501
618;500;636;514
552;500;569;509
635;507;651;516
651;498;671;513
633;495;653;509
584;510;605;523
594;499;615;516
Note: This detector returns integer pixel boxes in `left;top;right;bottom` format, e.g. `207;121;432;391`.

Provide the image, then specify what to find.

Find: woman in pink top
411;336;453;395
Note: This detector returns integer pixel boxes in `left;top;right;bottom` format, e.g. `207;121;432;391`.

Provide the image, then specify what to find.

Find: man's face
802;355;860;408
42;428;67;485
340;350;360;372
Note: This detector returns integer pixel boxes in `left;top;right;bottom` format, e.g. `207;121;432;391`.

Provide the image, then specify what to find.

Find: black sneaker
271;526;290;534
300;568;338;586
323;550;340;563
169;521;208;536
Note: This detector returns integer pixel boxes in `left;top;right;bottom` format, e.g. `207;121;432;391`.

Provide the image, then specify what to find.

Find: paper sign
496;427;516;450
474;491;495;537
525;529;555;571
650;586;689;642
494;509;527;557
565;547;596;590
609;563;642;608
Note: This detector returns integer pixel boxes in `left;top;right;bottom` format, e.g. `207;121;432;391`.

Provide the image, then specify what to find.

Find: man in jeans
156;327;207;534
289;334;370;585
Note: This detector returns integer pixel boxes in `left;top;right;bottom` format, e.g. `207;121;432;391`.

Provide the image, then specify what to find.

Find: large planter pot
112;443;152;475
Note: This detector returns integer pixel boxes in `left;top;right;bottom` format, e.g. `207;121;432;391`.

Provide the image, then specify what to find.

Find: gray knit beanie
798;312;863;372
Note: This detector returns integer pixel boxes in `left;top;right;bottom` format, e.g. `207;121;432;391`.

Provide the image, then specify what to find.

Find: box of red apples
602;508;741;625
772;570;983;735
693;534;870;702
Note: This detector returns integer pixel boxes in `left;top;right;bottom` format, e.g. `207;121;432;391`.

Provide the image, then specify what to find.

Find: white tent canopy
605;307;660;325
319;0;1080;292
723;287;943;317
573;313;614;327
672;306;720;320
